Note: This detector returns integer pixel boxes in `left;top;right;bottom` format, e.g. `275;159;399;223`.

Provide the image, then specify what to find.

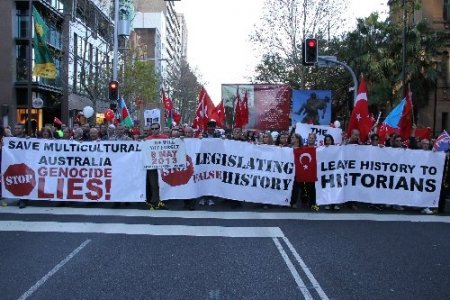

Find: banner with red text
316;145;445;207
159;139;295;206
1;137;146;202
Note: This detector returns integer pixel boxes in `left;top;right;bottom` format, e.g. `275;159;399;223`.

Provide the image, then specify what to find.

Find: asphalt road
0;200;449;300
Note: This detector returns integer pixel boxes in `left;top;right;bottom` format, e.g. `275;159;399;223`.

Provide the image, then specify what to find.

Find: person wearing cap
145;122;169;210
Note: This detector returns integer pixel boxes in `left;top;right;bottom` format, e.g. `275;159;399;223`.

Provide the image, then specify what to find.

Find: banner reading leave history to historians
1;137;146;202
159;139;295;206
315;145;446;207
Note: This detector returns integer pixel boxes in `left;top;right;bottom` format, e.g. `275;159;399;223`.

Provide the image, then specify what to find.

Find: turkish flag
210;100;225;128
346;78;372;143
241;90;249;126
415;127;432;140
398;86;413;139
161;88;173;111
173;110;181;124
294;147;317;182
192;86;214;130
234;88;244;128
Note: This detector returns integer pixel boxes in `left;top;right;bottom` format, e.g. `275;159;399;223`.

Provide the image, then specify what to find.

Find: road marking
0;221;284;238
273;238;313;300
17;239;91;300
283;237;329;300
1;206;449;223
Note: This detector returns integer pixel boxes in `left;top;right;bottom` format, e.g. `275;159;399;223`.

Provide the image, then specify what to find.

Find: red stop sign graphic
3;163;36;196
161;155;194;186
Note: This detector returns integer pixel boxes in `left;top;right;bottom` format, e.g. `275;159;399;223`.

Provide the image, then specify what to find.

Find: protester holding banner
290;133;303;209
199;120;221;206
346;129;362;145
322;134;341;211
259;131;274;145
302;133;319;211
145;123;169;210
13;124;28;208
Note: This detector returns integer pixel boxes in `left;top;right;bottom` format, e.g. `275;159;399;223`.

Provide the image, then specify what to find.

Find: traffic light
303;38;318;65
108;80;119;101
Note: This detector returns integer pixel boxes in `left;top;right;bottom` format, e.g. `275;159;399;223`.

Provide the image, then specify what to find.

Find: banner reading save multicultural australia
1;137;146;202
158;139;295;206
315;145;446;207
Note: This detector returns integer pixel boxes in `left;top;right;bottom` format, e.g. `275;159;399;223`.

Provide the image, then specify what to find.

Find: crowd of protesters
0;119;449;213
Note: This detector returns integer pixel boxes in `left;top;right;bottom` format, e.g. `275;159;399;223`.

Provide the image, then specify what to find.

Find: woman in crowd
290;132;303;209
322;134;340;211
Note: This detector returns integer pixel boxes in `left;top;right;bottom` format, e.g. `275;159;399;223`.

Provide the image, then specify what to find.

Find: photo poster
222;84;291;130
291;90;332;126
144;109;161;127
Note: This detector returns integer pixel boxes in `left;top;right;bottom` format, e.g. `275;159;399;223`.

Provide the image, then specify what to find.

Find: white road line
1;206;449;223
0;221;284;238
273;238;313;300
283;237;329;300
17;239;91;300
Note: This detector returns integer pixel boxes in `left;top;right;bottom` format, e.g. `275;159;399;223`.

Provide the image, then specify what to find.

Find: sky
175;0;387;105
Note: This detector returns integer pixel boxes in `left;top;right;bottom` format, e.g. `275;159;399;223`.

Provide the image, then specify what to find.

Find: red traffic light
303;38;318;65
307;39;317;48
108;80;119;101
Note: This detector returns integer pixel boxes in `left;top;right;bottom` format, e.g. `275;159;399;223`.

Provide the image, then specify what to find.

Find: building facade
0;0;114;132
132;0;185;90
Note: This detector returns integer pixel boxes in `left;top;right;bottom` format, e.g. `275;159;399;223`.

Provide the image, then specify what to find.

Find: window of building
442;112;448;132
445;0;450;21
16;45;28;81
16;6;29;38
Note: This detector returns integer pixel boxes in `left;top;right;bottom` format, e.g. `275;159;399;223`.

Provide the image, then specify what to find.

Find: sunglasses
151;127;160;130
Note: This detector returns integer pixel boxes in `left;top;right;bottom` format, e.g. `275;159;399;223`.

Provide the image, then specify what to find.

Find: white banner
159;139;295;206
144;109;161;126
141;139;186;169
295;123;342;145
316;145;446;207
1;137;146;202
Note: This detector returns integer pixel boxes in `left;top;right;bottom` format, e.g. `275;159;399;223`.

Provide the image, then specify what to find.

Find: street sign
318;56;337;68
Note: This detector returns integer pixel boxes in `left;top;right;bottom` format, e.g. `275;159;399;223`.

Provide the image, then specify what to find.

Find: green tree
250;0;349;88
165;58;203;125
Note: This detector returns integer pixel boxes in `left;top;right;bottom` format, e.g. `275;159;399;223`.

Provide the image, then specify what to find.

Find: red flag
173;110;181;125
210;100;226;128
192;86;213;130
377;123;396;144
161;88;173;111
53;117;62;126
294;147;317;182
234;88;244;128
398;87;413;139
346;78;372;143
241;90;249;126
415;127;432;140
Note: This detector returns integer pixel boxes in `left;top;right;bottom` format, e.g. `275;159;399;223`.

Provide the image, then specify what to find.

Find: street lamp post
27;0;33;136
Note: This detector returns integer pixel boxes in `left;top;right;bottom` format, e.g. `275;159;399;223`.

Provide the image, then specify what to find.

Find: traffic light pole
113;0;119;81
318;56;358;104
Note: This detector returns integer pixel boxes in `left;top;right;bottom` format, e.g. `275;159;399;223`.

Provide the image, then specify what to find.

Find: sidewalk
1;198;449;215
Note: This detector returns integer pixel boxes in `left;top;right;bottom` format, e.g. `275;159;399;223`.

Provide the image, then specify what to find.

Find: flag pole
27;0;33;136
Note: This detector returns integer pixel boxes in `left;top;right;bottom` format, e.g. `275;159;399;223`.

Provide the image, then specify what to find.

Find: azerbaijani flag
119;97;134;128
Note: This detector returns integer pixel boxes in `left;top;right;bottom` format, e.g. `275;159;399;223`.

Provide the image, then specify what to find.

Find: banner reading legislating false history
316;145;446;207
158;139;295;206
1;138;146;202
